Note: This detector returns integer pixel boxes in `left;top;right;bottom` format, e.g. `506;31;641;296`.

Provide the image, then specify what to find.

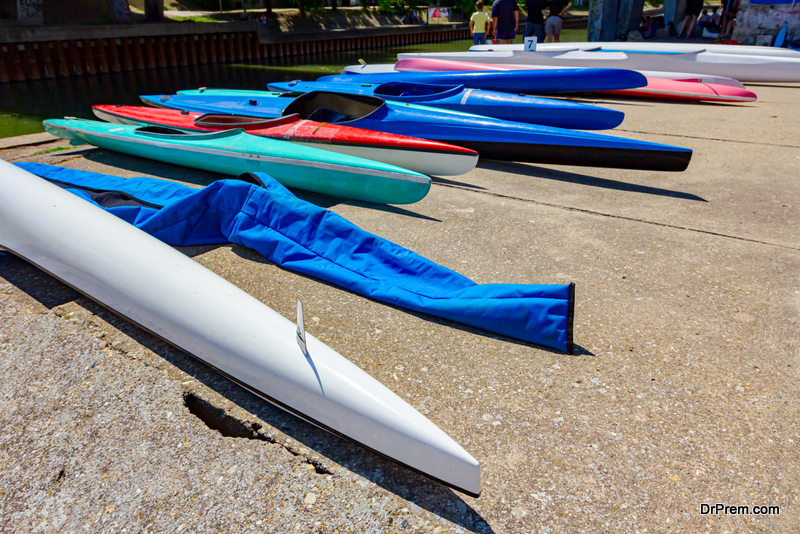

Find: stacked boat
413;42;800;83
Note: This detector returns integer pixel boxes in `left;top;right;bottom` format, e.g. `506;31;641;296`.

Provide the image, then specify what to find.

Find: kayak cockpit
281;91;385;124
372;81;464;99
133;126;245;140
193;113;301;130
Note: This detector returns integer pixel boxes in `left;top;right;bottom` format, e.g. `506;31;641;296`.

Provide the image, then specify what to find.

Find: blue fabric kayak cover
16;162;574;353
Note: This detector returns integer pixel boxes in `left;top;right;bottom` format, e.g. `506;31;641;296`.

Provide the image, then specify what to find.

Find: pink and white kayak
390;58;757;103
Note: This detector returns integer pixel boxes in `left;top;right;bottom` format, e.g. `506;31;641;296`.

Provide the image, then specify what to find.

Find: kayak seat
307;108;349;123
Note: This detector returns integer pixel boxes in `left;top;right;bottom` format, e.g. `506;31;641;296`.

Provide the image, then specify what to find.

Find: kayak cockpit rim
133;126;245;140
280;91;388;125
371;81;466;100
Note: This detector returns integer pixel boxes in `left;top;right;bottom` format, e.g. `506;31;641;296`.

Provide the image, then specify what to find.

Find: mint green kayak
43;118;431;205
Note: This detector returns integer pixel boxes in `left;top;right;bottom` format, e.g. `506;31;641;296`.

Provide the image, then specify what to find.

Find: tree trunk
144;0;164;21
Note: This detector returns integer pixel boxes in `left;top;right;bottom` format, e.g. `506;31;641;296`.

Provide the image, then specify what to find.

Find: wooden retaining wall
0;26;471;83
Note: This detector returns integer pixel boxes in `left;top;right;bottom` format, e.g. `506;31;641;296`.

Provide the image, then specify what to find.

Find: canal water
0;31;584;139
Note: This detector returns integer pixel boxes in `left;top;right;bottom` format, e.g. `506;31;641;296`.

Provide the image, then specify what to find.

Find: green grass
31;146;72;156
170;15;226;22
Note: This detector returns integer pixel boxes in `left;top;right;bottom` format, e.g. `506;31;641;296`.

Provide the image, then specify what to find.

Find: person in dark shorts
524;0;546;44
492;0;520;43
544;0;572;42
678;0;703;38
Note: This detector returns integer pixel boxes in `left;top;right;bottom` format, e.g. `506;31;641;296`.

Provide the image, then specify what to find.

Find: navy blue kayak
265;80;624;130
142;91;692;171
316;68;648;94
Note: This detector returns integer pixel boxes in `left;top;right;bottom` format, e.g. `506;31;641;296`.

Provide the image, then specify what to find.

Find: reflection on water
0;41;480;139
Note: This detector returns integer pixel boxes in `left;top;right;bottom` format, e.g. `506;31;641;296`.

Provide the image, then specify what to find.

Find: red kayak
393;58;757;103
92;105;479;177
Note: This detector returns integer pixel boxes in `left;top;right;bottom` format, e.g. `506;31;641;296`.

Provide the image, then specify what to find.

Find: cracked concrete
1;81;799;533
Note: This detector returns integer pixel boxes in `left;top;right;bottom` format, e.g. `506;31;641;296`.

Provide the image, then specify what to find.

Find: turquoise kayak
43;119;432;205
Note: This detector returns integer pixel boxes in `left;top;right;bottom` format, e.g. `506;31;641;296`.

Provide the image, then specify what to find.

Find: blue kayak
142;91;692;171
316;68;648;95
265;80;624;130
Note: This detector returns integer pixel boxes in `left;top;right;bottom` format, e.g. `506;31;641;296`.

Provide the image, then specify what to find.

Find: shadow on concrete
479;160;707;202
342;200;442;221
0;253;494;533
431;176;488;190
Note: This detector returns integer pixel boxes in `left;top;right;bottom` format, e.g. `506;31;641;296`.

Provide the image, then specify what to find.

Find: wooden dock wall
0;24;470;83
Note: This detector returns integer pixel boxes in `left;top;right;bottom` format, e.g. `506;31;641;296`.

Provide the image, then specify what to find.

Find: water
0;30;586;139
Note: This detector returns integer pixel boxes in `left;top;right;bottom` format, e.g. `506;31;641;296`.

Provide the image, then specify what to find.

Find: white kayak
470;41;800;59
0;158;481;496
398;49;800;83
346;62;746;88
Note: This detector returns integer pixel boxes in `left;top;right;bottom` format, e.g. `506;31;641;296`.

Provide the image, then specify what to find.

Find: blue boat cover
16;162;574;353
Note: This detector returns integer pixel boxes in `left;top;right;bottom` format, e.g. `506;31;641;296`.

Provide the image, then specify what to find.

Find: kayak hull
316;67;648;94
389;59;757;103
0;159;481;496
266;80;625;130
92;104;478;177
43;119;432;205
399;49;800;83
142;92;692;172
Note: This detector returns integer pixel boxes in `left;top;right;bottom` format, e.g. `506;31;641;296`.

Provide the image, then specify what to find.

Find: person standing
470;1;492;45
544;0;572;42
492;0;520;44
524;0;546;44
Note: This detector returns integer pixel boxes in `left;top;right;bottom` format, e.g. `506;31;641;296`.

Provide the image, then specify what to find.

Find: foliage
377;0;399;15
454;0;480;16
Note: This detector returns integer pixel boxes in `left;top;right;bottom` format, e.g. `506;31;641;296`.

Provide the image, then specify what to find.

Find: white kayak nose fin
296;299;307;356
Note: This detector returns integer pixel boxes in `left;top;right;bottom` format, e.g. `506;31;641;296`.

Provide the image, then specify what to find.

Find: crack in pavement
615;129;800;149
432;182;800;252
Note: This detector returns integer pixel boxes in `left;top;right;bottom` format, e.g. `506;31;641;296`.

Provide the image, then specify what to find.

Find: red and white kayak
92;105;479;177
389;58;757;103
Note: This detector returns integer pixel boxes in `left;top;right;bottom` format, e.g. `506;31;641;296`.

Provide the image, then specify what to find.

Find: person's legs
495;29;515;44
535;23;545;42
551;16;563;42
683;14;696;37
545;16;555;42
678;14;690;37
473;33;486;45
524;21;535;37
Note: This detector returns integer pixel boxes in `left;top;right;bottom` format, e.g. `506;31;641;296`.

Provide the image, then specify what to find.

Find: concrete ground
0;82;798;534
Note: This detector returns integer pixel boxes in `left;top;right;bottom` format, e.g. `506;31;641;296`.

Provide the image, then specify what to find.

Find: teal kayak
43;119;432;205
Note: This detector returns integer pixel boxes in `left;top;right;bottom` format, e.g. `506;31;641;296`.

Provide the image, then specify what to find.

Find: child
470;1;492;45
